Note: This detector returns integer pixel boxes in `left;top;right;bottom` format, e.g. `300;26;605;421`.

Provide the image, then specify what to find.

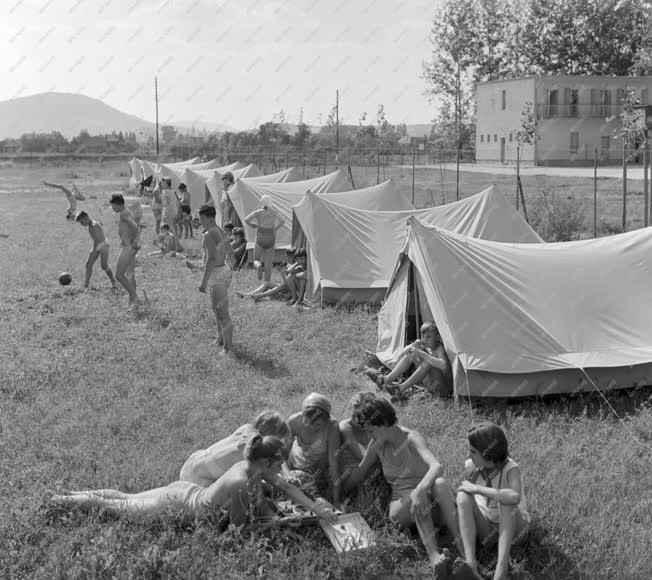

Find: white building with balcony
475;75;652;165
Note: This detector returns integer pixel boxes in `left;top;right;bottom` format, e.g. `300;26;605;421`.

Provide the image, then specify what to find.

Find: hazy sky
3;0;440;130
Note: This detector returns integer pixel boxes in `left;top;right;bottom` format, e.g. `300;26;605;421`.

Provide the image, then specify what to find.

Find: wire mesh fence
2;144;650;241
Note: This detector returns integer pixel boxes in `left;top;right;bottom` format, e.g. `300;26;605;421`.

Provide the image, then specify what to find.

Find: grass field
0;161;651;579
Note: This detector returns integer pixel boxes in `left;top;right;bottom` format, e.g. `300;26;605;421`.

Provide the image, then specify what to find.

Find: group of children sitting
236;246;308;307
50;393;529;580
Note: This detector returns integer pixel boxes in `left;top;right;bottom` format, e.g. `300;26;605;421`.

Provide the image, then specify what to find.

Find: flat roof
477;75;652;86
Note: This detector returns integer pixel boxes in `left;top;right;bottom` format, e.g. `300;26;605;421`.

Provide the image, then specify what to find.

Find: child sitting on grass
231;227;247;269
454;423;530;580
365;321;451;399
238;247;301;302
286;393;342;509
148;224;185;257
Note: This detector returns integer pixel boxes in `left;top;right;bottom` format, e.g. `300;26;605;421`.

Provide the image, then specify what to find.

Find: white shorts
207;265;232;291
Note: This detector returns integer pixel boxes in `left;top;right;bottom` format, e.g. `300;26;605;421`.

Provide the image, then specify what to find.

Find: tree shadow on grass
232;345;292;379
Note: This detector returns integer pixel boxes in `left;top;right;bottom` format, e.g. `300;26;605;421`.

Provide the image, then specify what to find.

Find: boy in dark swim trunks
178;183;194;239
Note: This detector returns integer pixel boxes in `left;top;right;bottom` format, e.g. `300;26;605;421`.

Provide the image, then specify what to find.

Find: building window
509;132;513;142
480;135;484;142
601;135;610;150
544;89;559;117
570;132;579;154
487;134;490;142
641;88;648;105
600;89;611;116
494;134;497;142
501;90;506;110
568;89;579;117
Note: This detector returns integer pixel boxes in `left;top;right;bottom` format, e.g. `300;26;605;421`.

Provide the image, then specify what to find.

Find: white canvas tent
377;218;652;398
243;167;303;183
128;157;157;189
204;163;260;209
155;157;201;188
227;170;353;249
293;185;542;303
183;162;249;211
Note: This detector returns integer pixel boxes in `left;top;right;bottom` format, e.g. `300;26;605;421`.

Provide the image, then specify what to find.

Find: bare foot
431;548;452;579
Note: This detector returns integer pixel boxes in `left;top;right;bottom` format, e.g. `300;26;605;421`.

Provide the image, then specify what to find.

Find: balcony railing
537;104;623;119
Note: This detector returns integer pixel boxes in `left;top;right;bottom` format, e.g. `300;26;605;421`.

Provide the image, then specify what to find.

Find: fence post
644;137;649;228
622;139;627;232
323;148;327;175
411;148;416;205
593;146;598;237
302;147;305;177
456;146;460;201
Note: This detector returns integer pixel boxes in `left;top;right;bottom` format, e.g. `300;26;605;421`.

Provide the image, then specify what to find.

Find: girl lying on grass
345;397;463;579
365;321;452;400
454;423;530;580
286;393;342;508
179;410;290;487
49;435;337;527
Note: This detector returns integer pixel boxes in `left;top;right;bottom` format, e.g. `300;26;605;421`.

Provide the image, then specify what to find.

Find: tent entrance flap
405;262;433;344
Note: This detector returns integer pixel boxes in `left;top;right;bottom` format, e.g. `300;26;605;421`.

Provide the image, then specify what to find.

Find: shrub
528;185;586;241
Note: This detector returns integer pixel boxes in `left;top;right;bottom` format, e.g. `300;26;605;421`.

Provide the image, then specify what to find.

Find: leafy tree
515;102;540;146
161;125;177;144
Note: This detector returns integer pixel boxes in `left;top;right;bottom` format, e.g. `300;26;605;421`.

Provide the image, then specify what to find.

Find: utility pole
155;76;160;156
335;89;339;164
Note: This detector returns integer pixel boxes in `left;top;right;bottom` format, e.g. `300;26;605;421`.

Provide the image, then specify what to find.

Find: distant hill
0;92;240;138
0;92;155;139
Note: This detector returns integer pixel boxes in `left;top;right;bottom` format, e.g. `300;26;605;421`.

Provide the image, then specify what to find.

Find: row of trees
0;130;140;154
425;0;652;150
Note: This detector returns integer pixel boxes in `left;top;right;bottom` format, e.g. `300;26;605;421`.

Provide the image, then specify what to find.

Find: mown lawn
0;162;650;579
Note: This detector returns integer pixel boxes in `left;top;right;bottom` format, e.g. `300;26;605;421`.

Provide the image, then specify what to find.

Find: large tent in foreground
183;162;248;211
293;185;542;304
227;169;352;249
377;218;652;398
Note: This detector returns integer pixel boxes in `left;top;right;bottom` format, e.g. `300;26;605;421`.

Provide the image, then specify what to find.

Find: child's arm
265;473;337;523
410;347;447;371
458;465;522;506
244;210;259;229
345;441;379;488
407;431;444;517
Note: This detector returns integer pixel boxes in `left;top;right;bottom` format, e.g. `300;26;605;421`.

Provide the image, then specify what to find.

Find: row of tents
129;157;652;400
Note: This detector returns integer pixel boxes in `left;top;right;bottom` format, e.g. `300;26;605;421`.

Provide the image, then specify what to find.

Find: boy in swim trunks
75;211;118;289
110;193;142;310
198;204;236;355
178;183;194;239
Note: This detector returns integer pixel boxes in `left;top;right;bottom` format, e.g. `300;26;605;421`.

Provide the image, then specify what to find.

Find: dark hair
354;398;397;428
222;172;234;183
285;247;297;256
232;227;245;238
163;178;172;186
223;222;234;231
75;210;88;222
253;410;290;439
244;434;286;462
161;224;170;231
179;183;187;190
295;248;307;258
198;204;216;218
467;423;509;463
110;193;125;206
